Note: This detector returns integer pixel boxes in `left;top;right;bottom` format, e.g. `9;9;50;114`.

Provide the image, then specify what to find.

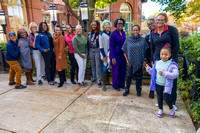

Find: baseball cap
8;32;16;37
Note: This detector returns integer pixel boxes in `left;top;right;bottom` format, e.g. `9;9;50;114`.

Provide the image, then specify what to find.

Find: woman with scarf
122;25;148;96
99;20;112;91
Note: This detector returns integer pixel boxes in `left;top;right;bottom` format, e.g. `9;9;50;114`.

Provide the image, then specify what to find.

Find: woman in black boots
53;25;68;87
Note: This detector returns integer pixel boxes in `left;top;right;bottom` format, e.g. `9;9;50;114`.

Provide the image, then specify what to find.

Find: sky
142;1;163;18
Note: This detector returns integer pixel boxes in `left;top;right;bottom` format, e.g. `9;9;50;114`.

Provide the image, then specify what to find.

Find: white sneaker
157;109;163;118
155;102;158;107
173;105;178;111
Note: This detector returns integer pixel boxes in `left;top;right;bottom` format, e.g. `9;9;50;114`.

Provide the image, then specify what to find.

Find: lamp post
49;4;57;28
79;1;89;32
0;10;7;34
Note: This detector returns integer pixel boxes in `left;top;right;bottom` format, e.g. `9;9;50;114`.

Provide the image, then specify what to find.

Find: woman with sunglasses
150;13;179;111
109;18;126;91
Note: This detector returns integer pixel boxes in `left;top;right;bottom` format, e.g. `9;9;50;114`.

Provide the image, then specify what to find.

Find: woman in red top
64;24;78;84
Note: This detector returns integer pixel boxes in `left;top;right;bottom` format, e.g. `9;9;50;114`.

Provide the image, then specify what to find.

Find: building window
95;6;110;30
120;3;131;32
7;0;28;33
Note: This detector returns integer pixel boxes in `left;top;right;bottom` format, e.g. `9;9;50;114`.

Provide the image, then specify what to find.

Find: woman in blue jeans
35;22;56;85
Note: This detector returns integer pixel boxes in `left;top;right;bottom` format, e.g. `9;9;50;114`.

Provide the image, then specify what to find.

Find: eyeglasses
117;23;124;26
133;30;139;32
156;19;165;22
147;23;154;27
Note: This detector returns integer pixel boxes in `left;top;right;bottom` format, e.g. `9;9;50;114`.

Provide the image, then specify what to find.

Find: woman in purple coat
109;18;126;91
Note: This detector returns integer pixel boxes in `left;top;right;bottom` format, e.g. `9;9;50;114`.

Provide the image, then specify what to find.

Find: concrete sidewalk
0;74;196;133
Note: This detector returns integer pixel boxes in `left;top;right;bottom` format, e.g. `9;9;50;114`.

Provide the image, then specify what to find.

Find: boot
105;72;111;85
30;69;36;82
62;70;66;83
123;87;129;96
26;70;35;85
102;73;106;91
149;90;154;99
58;71;64;88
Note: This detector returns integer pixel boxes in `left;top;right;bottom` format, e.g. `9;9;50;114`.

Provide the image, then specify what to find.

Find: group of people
5;12;179;118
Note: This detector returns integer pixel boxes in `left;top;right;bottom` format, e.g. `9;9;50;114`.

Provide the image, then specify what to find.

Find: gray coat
19;38;32;69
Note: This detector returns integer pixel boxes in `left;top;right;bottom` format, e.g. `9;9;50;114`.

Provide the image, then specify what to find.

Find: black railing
179;53;200;101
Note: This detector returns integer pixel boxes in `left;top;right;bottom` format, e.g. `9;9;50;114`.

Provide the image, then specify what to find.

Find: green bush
0;42;7;51
179;34;200;61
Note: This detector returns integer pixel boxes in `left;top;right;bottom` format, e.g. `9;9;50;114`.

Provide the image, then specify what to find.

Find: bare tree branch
62;0;81;21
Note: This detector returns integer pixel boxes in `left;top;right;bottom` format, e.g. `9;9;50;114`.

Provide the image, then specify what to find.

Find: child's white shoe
157;109;163;118
173;105;178;111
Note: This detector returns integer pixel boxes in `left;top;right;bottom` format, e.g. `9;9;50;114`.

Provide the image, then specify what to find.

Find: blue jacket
35;32;51;52
5;40;20;61
146;60;179;94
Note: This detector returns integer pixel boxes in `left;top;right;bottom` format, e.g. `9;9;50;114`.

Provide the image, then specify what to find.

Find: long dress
53;34;67;70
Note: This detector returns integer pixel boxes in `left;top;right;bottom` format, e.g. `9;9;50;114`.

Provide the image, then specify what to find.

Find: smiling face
20;31;27;38
66;25;72;34
91;22;97;31
131;26;140;36
55;27;61;36
147;20;156;31
117;20;124;31
76;26;82;34
9;35;17;42
104;23;111;32
42;23;48;32
160;49;171;62
156;15;166;28
30;26;37;33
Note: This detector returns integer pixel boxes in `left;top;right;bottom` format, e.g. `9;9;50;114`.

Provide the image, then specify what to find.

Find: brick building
0;0;146;42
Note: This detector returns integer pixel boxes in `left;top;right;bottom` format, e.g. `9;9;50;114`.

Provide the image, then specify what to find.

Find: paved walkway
0;74;196;133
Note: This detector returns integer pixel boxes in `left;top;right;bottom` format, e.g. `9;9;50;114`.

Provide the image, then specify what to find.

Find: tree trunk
63;0;96;37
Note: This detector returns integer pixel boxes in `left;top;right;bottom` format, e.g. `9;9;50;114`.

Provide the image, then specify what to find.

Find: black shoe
42;76;47;80
137;91;141;97
123;89;129;96
98;82;101;88
53;81;57;84
38;80;43;85
78;82;87;87
58;83;63;88
115;88;121;91
82;82;87;86
15;85;27;89
71;80;76;84
9;82;16;86
91;79;96;84
149;90;154;99
48;82;54;85
120;87;126;90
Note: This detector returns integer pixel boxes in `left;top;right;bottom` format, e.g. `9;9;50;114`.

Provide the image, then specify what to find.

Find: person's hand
151;61;154;67
18;42;22;47
34;33;38;37
158;70;164;76
143;61;147;68
112;58;116;65
58;56;62;60
84;55;87;59
103;57;107;62
127;60;132;67
145;64;150;69
43;49;48;53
